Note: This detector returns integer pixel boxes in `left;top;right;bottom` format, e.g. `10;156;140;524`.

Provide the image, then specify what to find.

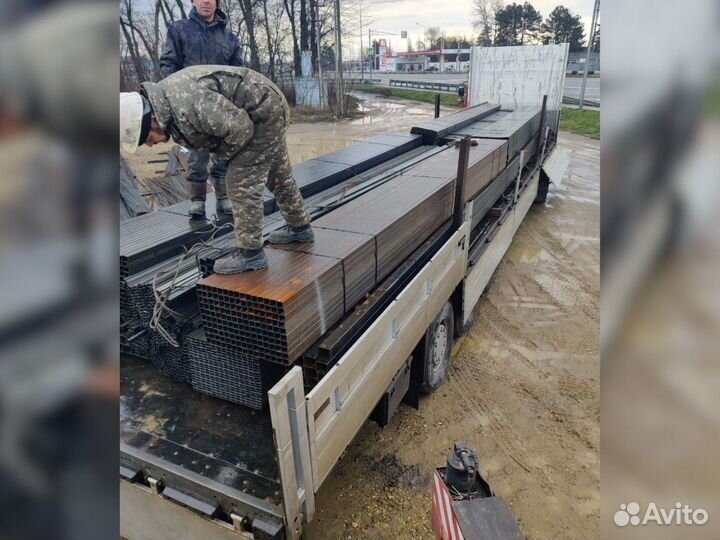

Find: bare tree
173;0;187;19
235;0;262;70
472;0;493;46
120;0;149;82
260;0;276;80
282;0;302;75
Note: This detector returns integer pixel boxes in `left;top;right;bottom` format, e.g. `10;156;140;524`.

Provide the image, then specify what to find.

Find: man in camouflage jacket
159;0;244;218
122;65;314;274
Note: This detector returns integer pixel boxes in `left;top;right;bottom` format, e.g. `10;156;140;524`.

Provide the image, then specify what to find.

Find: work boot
268;224;314;244
212;179;233;215
189;199;206;219
216;197;233;214
188;182;207;220
213;248;267;274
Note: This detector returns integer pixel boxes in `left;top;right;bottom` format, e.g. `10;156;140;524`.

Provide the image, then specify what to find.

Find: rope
149;215;233;347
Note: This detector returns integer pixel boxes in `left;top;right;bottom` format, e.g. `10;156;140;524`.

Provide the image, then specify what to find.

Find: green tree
542;5;585;52
494;2;542;46
592;24;600;52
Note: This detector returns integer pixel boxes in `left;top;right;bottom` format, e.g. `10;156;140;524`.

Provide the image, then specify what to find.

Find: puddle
286;91;446;163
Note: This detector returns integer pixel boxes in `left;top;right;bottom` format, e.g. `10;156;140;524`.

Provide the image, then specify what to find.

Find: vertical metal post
534;94;548;162
359;0;364;80
579;0;599;110
315;1;324;107
453;137;471;230
434;94;440;118
514;151;525;204
334;0;345;116
368;28;373;78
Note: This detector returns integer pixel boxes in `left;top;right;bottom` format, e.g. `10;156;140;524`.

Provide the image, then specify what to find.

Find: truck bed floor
120;355;282;507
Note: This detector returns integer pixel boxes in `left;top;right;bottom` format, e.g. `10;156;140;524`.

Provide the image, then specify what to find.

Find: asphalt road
346;71;600;104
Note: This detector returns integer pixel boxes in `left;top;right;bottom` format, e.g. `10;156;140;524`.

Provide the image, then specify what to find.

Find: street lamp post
415;22;426;51
416;23;426;71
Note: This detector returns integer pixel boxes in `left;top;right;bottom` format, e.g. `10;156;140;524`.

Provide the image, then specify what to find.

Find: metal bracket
147;476;162;495
230;513;246;531
539;126;551;168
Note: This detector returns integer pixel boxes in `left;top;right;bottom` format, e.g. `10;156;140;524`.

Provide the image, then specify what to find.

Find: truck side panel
268;367;315;540
121;482;248;540
463;172;539;326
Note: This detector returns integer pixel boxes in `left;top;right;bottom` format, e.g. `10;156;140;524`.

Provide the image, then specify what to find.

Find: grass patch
290;95;365;123
560;108;600;139
352;84;461;107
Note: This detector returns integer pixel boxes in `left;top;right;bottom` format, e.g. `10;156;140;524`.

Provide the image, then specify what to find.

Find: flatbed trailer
120;44;570;540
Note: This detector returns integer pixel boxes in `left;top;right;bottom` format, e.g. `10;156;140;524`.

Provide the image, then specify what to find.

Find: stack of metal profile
468;153;522;232
300;224;452;391
122;115;551;409
293;133;423;196
271;227;376;311
197;248;346;365
186;328;266;410
121;319;150;359
314;173;455;283
403;141;508;202
197;144;440;277
120;156;150;221
450;107;542;161
150;341;192;383
120;201;229;279
410;102;501;143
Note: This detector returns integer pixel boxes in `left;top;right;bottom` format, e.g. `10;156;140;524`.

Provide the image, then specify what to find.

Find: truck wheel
534;169;550;203
422;302;455;394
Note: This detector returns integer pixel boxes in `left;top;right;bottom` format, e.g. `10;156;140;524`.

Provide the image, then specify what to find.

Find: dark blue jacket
159;8;243;79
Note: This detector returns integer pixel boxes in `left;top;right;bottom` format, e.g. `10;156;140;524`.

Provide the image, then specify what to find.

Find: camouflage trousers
225;115;310;250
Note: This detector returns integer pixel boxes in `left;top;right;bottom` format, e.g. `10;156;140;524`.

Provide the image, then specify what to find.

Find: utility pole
334;0;345;116
369;27;373;78
315;0;324;107
579;0;599;110
359;0;364;80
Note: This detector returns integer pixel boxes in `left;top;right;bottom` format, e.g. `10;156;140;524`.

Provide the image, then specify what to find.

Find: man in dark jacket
159;0;243;218
119;66;314;274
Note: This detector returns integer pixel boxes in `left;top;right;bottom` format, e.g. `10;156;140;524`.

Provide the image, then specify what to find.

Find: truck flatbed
121;355;282;509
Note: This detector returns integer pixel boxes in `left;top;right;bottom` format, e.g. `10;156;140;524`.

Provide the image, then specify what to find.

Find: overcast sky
342;0;596;57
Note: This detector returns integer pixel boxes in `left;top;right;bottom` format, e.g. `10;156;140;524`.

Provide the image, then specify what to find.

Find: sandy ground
125;95;600;539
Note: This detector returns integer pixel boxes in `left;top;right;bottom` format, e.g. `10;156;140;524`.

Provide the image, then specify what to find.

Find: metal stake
514;151;525;204
453;137;471;230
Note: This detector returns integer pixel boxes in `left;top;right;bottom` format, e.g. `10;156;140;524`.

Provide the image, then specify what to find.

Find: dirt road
124;94;600;539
